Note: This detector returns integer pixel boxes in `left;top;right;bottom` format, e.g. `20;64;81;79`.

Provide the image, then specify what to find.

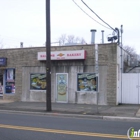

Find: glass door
5;69;15;94
0;74;3;96
56;73;68;103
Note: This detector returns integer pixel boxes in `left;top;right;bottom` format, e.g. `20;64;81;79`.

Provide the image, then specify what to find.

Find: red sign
38;50;86;60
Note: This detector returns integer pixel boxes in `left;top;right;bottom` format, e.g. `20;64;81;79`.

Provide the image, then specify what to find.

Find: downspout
120;25;123;104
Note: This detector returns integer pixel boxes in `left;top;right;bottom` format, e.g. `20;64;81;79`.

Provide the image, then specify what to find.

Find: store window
77;73;98;91
5;69;15;94
30;73;46;90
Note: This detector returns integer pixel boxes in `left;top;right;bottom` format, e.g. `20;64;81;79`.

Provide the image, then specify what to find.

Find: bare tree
123;45;136;56
67;35;75;43
80;37;86;44
58;34;86;46
123;45;140;64
59;34;67;46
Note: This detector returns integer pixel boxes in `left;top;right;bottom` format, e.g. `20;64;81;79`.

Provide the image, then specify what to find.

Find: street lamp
46;0;52;111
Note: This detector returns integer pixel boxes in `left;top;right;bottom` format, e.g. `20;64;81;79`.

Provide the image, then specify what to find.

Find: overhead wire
81;0;115;31
72;0;111;30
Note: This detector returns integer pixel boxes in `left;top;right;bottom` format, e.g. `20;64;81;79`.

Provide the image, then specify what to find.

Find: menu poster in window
30;74;46;90
56;74;68;102
77;73;98;91
7;69;14;82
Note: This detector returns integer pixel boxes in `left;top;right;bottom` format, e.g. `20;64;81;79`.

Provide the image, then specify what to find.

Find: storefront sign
77;73;98;91
0;57;7;66
37;50;86;60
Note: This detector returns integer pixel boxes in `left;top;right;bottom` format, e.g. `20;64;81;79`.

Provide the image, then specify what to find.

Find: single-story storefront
0;43;119;105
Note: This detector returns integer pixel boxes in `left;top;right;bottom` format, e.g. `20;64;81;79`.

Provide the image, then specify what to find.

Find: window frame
77;73;99;92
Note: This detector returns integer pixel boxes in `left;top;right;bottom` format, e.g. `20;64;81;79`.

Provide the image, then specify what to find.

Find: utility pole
101;30;104;44
95;44;99;113
46;0;52;111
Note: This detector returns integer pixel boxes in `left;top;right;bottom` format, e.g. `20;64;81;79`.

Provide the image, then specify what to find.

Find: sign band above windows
37;50;86;60
0;57;7;66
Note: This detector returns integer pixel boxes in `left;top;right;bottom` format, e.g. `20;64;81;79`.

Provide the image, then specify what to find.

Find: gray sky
0;0;140;53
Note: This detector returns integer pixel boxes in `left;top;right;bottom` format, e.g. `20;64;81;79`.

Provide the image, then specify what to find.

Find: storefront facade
0;43;119;105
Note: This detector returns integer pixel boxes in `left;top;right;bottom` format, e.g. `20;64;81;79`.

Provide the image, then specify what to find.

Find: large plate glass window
30;73;46;90
77;73;98;91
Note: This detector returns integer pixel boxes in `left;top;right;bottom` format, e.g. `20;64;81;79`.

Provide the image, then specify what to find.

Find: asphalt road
0;112;140;140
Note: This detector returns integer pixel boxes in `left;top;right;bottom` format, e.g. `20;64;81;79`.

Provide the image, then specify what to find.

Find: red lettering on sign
41;55;46;57
67;53;81;56
51;54;55;57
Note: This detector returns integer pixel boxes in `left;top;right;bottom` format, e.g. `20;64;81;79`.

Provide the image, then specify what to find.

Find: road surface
0;112;139;140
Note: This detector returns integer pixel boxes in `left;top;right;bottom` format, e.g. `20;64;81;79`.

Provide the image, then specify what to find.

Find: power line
72;0;111;30
81;0;115;31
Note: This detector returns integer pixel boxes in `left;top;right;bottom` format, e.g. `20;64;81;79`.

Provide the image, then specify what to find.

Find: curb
103;116;140;122
0;110;103;119
136;108;140;117
0;109;140;122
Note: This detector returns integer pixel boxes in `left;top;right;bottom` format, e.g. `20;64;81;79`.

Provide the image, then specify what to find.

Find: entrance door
56;73;68;103
0;74;3;97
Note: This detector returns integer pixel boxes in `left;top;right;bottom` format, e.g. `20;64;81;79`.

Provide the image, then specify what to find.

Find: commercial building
0;43;120;105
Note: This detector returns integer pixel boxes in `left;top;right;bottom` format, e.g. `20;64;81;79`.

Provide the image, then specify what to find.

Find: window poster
56;74;68;102
77;73;98;91
7;69;14;81
30;74;46;90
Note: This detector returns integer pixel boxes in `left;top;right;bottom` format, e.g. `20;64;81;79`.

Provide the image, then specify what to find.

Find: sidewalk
0;100;140;120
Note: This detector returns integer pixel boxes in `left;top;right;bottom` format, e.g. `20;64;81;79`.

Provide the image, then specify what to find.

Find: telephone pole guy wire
72;0;111;30
81;0;115;32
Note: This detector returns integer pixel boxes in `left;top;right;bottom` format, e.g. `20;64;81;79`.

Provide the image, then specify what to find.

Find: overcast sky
0;0;140;53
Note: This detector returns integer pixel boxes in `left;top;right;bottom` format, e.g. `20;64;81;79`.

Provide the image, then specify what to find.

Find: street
0;112;139;140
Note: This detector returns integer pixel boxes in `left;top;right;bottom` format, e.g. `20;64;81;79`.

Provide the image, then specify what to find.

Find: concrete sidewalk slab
0;101;140;122
0;100;14;104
